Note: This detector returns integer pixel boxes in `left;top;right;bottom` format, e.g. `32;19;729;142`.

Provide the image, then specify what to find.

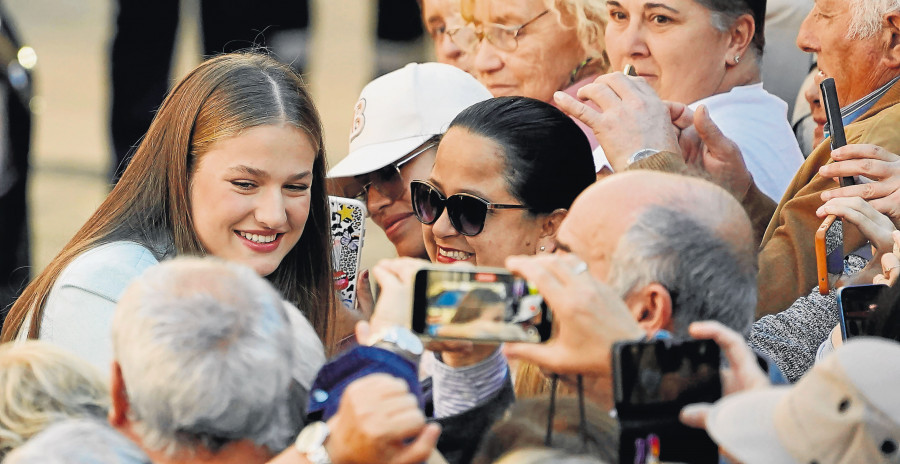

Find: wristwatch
369;326;424;364
627;148;661;166
294;421;331;464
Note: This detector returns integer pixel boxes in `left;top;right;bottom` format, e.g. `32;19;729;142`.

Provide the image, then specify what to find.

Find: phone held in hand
838;284;890;340
329;196;366;310
815;214;844;295
820;77;856;188
613;338;721;464
411;265;552;343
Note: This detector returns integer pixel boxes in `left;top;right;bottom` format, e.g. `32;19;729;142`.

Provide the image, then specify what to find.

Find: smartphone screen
614;339;721;464
839;284;889;340
411;267;551;343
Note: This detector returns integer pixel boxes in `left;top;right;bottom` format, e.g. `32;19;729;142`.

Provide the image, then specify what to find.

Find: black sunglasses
410;180;529;236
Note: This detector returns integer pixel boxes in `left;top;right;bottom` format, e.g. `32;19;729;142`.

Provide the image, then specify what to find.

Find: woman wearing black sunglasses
413;96;596;267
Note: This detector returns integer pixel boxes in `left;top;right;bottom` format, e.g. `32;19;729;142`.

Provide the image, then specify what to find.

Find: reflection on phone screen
422;270;544;342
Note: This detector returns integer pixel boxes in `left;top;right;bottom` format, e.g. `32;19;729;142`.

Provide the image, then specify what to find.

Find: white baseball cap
706;337;900;464
327;62;492;179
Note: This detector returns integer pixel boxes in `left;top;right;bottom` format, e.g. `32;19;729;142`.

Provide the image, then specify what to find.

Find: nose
255;188;288;230
430;204;459;239
796;8;819;53
473;39;504;81
438;32;464;62
366;185;392;214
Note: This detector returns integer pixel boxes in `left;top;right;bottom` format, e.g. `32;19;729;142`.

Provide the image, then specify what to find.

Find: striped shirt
431;348;509;418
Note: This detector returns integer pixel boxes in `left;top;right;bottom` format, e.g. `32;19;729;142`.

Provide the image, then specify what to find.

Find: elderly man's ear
623;283;673;334
108;361;130;427
884;11;900;68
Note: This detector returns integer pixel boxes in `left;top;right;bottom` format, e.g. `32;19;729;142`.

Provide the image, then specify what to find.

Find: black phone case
613;339;721;464
820;78;855;187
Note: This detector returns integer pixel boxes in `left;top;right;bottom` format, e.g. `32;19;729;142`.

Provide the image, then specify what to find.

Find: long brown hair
1;52;336;345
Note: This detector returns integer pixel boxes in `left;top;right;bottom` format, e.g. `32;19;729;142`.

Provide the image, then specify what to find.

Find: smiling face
190;124;316;276
796;0;886;106
604;0;733;104
367;146;437;259
421;127;545;267
471;0;586;102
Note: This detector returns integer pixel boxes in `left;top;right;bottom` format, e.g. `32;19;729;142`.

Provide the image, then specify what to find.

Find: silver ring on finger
573;261;588;275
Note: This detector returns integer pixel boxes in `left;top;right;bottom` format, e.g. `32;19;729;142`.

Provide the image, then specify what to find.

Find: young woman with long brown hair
0;52;337;370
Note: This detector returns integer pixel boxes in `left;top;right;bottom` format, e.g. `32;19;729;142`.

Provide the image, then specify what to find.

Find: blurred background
2;0;429;306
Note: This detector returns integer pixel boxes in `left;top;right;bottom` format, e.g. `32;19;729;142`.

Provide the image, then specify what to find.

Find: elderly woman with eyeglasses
455;0;609;155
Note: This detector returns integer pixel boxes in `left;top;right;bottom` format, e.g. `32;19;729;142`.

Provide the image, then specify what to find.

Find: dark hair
472;397;619;464
695;0;765;57
448;96;596;214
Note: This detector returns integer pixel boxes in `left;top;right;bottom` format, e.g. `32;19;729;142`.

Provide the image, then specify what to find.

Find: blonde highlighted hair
0;341;109;459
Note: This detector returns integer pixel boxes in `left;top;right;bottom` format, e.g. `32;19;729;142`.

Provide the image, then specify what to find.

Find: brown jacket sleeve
756;89;900;317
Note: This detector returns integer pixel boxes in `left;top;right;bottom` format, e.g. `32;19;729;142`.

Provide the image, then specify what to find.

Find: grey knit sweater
749;255;868;382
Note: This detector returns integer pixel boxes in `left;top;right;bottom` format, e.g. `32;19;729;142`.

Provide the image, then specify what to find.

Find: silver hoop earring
734;54;741;64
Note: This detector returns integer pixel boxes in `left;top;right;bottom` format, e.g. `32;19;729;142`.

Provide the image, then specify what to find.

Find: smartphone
411;265;552;343
820;77;855;188
329;196;367;310
624;64;637;77
838;284;890;340
613;339;721;464
815;214;844;295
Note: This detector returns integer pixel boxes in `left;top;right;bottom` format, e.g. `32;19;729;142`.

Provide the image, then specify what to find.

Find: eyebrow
228;165;311;182
644;2;680;14
555;239;572;253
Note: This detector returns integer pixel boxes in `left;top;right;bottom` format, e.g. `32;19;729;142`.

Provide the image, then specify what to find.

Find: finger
694;105;741;161
393;423;442;464
554;90;606;129
820;181;894;201
688;321;757;372
816;197;894;248
830;144;899;163
882;253;900;279
820;158;893;182
505;255;567;297
575;81;625;111
371;260;404;290
606;71;658;99
665;101;694;130
355;320;371;344
502;342;570;374
680;403;712;429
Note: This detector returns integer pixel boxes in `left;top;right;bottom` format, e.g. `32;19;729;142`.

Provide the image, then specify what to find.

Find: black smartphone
411;265;551;343
820;77;855;188
613;339;721;464
838;284;890;340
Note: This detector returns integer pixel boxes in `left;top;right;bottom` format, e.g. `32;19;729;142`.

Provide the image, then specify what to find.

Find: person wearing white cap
328;62;492;259
700;337;900;464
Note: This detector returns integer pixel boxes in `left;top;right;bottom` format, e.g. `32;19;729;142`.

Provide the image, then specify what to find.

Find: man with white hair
108;257;309;463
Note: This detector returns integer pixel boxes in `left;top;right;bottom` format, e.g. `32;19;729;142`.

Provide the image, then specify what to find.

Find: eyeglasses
410;180;529;236
449;10;550;53
346;139;439;203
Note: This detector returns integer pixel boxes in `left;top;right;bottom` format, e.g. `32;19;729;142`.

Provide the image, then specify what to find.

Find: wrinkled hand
554;72;681;171
679;105;753;200
817;196;897;285
819;144;900;228
502;254;644;400
875;230;900;286
326;374;441;464
679;321;770;429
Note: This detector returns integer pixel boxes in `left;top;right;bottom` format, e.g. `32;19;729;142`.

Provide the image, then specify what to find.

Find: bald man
555;170;757;336
499;171;760;407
